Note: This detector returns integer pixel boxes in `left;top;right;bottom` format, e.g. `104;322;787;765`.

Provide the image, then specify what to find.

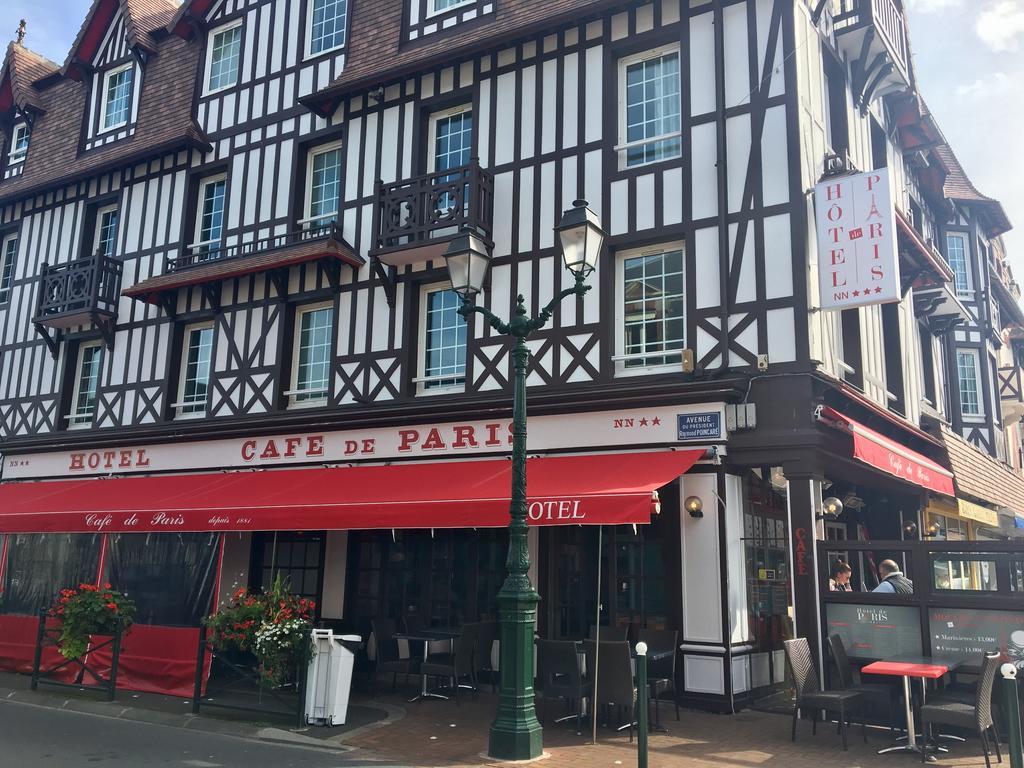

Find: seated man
872;559;913;594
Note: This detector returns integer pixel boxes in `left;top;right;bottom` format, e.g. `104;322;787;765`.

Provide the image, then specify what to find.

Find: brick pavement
343;688;998;767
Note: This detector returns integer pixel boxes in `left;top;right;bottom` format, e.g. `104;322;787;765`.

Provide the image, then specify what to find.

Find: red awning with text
0;450;704;534
819;407;954;496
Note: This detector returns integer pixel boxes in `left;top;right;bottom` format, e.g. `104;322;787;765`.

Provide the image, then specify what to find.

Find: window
618;47;682;169
69;342;103;428
100;64;134;131
93;204;119;258
0;232;17;304
615;243;685;373
428;106;473;216
8;122;29;164
308;0;347;56
303;142;342;231
206;21;242;94
192;174;227;259
429;0;475;15
175;324;213;417
417;287;466;393
946;233;971;295
881;303;905;414
957;349;982;417
290;303;333;406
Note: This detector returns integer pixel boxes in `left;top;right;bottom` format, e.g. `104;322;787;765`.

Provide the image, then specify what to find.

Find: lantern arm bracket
534;276;591;331
458;301;511;336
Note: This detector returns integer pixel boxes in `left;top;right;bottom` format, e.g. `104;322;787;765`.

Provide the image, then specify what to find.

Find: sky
6;0;1024;274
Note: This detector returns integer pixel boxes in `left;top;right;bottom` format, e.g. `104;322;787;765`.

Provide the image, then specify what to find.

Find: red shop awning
818;407;954;496
0;450;704;534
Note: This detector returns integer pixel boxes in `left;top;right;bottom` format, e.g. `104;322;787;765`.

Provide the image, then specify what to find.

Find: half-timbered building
0;0;1021;710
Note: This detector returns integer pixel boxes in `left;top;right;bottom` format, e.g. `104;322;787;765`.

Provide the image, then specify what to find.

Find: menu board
929;608;1024;670
826;603;923;659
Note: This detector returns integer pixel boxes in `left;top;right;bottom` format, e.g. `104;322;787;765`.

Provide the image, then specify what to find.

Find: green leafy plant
205;575;315;686
50;583;136;660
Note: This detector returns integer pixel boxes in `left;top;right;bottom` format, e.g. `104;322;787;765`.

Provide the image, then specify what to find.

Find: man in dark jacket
872;559;914;594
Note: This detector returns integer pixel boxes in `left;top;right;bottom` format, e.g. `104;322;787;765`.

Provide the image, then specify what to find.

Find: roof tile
940;425;1024;513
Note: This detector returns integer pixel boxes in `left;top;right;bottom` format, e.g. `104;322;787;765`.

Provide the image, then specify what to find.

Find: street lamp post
443;200;605;761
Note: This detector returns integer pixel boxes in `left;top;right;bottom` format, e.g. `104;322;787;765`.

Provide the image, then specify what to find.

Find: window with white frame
192;174;227;259
428;106;473;216
206;21;242;94
429;0;475;15
946;233;971;296
303;142;342;231
417;286;466;392
68;342;103;428
93;204;119;258
957;349;982;417
8;122;29;164
618;46;682;169
0;232;17;304
290;303;333;406
308;0;347;56
175;323;214;417
615;243;685;373
100;63;134;131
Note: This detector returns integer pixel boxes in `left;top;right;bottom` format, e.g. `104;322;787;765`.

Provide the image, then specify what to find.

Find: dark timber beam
34;323;61;359
372;259;398;308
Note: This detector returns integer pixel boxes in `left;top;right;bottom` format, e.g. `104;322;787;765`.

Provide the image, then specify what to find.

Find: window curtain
0;534;102;615
107;533;220;627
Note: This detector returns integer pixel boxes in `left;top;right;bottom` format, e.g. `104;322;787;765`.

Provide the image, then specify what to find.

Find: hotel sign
815;170;900;310
2;403;726;480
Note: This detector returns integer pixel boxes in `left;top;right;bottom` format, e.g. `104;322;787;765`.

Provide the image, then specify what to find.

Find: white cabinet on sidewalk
305;630;361;726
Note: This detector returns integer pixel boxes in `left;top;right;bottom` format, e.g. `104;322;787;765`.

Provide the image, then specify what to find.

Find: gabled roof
0;42;59;115
166;0;217;39
302;0;623;114
933;142;1012;237
62;0;180;79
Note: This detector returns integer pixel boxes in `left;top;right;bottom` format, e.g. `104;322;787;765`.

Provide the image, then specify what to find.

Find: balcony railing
34;253;122;329
832;0;910;93
168;221;344;273
370;160;494;265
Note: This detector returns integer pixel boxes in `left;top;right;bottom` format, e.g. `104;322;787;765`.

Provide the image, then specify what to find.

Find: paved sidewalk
341;689;1004;768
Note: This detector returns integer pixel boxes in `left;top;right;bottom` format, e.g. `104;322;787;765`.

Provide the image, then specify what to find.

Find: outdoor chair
419;622;480;704
536;639;592;735
637;628;680;723
371;617;419;696
476;620;498;693
827;633;900;732
589;624;628;642
920;650;1003;767
783;637;866;750
583;639;637;741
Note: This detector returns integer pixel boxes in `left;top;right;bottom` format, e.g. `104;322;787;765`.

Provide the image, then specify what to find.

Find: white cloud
906;0;964;12
976;0;1024;52
956;71;1015;97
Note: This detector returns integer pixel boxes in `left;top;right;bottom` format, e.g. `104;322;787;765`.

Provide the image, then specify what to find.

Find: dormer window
429;0;474;15
100;63;134;132
8;122;29;164
205;20;243;94
308;0;348;56
408;0;493;41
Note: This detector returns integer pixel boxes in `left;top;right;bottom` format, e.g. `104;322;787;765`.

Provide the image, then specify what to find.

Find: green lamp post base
488;587;543;761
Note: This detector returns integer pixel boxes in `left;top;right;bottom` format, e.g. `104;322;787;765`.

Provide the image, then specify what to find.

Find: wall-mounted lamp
902;520;919;539
684;495;704;518
817;496;844;521
924;521;943;538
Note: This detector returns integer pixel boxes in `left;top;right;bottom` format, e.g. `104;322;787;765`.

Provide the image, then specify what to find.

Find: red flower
104;583;112;590
106;603;118;612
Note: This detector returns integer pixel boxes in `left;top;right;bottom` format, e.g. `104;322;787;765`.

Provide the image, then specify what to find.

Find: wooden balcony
830;0;911;108
370;160;494;267
33;254;122;355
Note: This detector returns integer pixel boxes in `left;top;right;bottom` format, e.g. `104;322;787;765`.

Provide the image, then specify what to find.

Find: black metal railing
169;221;343;273
371;159;494;256
34;253;122;325
31;608;125;701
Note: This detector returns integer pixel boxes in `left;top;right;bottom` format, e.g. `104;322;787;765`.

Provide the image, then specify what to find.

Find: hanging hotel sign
815;170;900;310
1;403;726;480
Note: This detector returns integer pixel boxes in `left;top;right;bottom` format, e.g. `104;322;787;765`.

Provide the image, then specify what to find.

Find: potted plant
50;583;136;660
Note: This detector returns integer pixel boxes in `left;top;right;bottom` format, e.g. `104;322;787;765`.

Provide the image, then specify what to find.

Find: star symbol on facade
852;290;860;297
652;417;661;426
639;418;649;426
875;286;883;293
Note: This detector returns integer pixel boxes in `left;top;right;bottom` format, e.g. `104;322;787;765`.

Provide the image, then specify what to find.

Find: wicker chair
419;622;480;704
783;638;866;750
637;628;680;723
828;634;900;732
584;639;637;741
371;617;419;696
920;651;1003;767
537;639;592;735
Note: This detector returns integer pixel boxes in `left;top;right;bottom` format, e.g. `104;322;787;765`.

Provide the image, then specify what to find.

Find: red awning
818;407;954;496
0;450;704;534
